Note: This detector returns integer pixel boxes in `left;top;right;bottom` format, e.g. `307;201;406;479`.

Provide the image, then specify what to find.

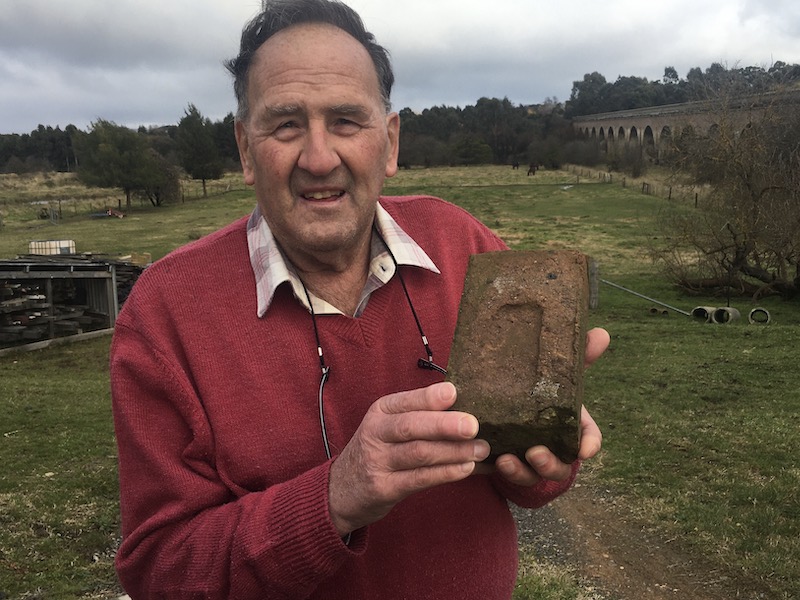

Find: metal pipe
600;279;692;316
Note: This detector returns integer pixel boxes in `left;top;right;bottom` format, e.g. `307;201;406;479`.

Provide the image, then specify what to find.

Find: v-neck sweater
111;195;580;600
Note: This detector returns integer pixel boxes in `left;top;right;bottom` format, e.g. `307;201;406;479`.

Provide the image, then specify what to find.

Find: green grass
0;172;252;260
584;316;800;596
0;337;120;599
514;550;606;600
1;165;798;599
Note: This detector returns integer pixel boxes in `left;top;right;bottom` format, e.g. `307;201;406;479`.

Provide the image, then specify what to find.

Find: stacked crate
0;256;143;349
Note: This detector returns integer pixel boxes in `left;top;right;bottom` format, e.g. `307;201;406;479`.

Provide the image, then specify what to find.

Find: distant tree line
1;60;797;202
398;96;570;168
0;105;239;207
0;110;240;177
565;61;800;117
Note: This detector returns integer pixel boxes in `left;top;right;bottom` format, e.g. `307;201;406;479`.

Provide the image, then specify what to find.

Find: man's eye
335;119;361;131
272;121;301;139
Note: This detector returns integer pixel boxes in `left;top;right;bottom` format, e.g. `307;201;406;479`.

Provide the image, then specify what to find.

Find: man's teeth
304;191;343;200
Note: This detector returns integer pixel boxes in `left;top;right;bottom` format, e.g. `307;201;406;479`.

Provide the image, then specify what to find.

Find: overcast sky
2;0;799;135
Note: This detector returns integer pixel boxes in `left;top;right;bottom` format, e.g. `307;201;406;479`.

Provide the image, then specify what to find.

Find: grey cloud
2;0;800;134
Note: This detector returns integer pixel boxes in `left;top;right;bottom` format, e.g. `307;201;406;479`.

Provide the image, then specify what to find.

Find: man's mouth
302;191;345;201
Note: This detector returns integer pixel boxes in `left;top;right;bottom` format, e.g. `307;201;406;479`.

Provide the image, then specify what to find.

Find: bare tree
654;87;800;299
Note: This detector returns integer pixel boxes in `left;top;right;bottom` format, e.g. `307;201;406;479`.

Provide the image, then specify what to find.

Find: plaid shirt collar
247;202;440;317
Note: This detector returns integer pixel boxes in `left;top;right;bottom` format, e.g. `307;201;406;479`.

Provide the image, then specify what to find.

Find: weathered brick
447;250;590;463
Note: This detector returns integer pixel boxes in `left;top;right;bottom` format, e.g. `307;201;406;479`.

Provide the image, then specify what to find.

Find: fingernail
530;450;549;468
459;416;479;438
473;441;490;461
437;381;457;403
496;457;516;475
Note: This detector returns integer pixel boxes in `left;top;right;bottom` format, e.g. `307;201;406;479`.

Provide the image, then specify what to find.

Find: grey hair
225;0;394;120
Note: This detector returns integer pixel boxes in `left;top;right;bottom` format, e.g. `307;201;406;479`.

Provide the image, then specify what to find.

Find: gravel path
513;483;767;600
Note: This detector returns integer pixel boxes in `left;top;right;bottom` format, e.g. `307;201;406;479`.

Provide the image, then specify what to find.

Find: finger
380;409;480;443
379;381;458;414
578;405;603;460
526;446;573;481
375;383;479;442
387;460;479;496
387;439;491;471
494;454;541;487
585;327;610;367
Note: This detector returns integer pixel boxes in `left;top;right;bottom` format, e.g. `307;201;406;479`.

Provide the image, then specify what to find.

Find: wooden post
588;258;600;310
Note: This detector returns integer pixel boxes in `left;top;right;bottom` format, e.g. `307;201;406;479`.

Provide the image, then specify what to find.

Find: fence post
588;259;600;310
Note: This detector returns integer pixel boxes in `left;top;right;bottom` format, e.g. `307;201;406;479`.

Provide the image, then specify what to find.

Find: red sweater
111;195;578;599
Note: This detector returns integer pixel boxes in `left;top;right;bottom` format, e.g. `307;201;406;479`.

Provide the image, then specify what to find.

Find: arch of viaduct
571;89;800;158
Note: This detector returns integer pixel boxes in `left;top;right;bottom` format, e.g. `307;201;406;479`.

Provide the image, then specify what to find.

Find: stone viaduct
571;88;800;160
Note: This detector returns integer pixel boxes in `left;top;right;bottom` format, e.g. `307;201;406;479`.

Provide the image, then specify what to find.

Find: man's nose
297;125;342;175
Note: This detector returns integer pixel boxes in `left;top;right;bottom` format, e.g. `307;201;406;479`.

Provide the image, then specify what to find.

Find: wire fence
564;164;707;206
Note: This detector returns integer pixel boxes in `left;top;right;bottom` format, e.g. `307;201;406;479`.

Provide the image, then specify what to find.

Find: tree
73;120;163;209
565;72;609;117
177;104;224;197
213;112;240;167
654;88;800;299
140;149;182;207
461;97;535;164
663;66;679;85
452;134;493;165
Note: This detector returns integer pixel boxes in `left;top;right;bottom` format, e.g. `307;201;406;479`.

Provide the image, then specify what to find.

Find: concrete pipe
711;307;741;324
691;306;716;322
748;307;771;325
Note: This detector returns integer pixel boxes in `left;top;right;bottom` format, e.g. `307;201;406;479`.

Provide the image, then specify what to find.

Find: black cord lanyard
299;226;447;460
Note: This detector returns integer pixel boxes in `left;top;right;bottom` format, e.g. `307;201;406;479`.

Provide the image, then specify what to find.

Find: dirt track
514;483;771;600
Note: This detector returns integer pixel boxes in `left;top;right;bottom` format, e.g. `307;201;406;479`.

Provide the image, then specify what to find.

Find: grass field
1;166;798;599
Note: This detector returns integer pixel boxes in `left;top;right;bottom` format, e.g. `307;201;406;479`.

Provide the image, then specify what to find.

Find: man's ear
384;111;400;178
235;120;255;186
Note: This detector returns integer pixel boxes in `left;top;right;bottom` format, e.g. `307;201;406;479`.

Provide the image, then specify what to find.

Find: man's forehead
255;22;369;62
262;102;372;117
247;23;383;107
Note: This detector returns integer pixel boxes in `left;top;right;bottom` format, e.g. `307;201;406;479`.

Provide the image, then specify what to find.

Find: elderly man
110;1;608;598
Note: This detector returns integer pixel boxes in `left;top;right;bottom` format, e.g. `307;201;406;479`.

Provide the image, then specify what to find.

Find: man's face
235;23;399;265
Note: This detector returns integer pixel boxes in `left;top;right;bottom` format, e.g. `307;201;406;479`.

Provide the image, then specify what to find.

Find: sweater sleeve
111;320;364;599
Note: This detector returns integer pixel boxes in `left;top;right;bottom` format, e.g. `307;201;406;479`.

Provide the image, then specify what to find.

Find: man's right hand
327;382;489;536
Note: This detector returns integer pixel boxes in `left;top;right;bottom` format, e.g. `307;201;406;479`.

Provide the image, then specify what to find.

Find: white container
28;240;76;255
